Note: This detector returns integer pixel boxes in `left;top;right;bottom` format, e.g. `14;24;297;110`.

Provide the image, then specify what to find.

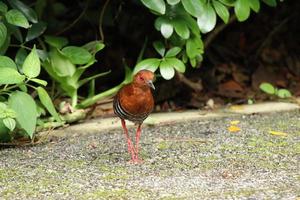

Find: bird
113;69;155;163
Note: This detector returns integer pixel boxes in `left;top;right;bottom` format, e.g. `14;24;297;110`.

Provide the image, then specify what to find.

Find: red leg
121;119;135;160
134;124;142;162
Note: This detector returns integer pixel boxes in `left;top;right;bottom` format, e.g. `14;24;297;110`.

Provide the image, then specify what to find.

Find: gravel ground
0;111;299;199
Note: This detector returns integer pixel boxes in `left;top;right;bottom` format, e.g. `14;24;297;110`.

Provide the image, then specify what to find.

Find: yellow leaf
269;130;288;137
228;125;241;132
230;105;244;111
230;120;240;125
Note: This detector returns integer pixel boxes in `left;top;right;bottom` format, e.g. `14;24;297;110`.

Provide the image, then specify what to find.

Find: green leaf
36;49;48;62
5;9;30;28
0;56;17;69
11;26;23;43
167;0;180;5
44;35;68;49
61;46;93;65
197;3;217;33
181;15;200;36
141;0;166;15
5;108;17;118
262;0;277;7
165;57;185;73
154;16;165;31
0;102;6;110
182;0;205;18
212;0;230;23
161;21;173;38
0;2;8;13
234;0;251;22
8;91;37;138
165;47;181;57
0;23;7;49
0;104;7;118
0;34;10;55
0;68;25;84
26;21;47;42
277;89;292;98
159;59;175;80
153;41;165;57
18;83;27;92
37;87;62;122
50;48;76;77
8;0;38;23
248;0;260;12
182;52;188;63
134;58;161;74
186;36;204;58
259;82;276;95
3;118;16;131
190;57;197;67
219;0;236;6
22;46;41;78
82;40;105;55
0;120;11;142
172;19;190;39
30;78;47;86
15;48;28;68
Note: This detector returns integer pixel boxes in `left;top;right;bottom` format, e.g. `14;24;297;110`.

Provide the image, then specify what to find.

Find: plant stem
71;92;78;108
98;0;110;41
9;44;32;51
77;84;122;109
55;0;90;36
0;84;19;92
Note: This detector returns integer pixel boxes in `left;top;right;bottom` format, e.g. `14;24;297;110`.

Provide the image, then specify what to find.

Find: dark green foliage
0;0;282;142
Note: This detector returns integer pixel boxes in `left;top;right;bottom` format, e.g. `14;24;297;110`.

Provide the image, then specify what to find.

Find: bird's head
133;70;155;90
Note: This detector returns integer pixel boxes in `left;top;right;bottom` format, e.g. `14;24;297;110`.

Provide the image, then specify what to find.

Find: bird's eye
139;76;144;81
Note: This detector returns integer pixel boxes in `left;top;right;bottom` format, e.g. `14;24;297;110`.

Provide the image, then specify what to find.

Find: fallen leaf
230;120;240;125
221;170;234;179
218;80;244;98
228;125;241;132
269;130;288;137
229;105;244;111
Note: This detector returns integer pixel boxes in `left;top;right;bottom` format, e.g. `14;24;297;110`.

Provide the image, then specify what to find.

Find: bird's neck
132;83;150;92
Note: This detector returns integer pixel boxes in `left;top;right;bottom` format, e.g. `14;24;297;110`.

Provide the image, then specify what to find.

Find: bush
0;0;281;142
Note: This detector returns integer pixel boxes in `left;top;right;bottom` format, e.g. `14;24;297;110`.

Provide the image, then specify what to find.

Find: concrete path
0;108;299;199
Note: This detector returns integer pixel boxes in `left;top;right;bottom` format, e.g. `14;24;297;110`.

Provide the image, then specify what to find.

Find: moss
0;168;21;179
81;189;128;199
98;165;129;181
80;189;149;199
159;196;186;200
157;141;171;150
63;159;87;168
0;165;79;198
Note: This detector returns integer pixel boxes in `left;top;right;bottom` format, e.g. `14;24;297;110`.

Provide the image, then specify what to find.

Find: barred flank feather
113;97;148;124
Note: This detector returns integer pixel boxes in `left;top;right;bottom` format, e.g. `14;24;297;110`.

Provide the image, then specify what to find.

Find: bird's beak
147;80;155;90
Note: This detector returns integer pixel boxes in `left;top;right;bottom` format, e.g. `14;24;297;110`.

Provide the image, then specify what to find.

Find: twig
55;0;90;36
98;0;110;41
255;16;291;58
176;72;203;92
204;14;237;49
